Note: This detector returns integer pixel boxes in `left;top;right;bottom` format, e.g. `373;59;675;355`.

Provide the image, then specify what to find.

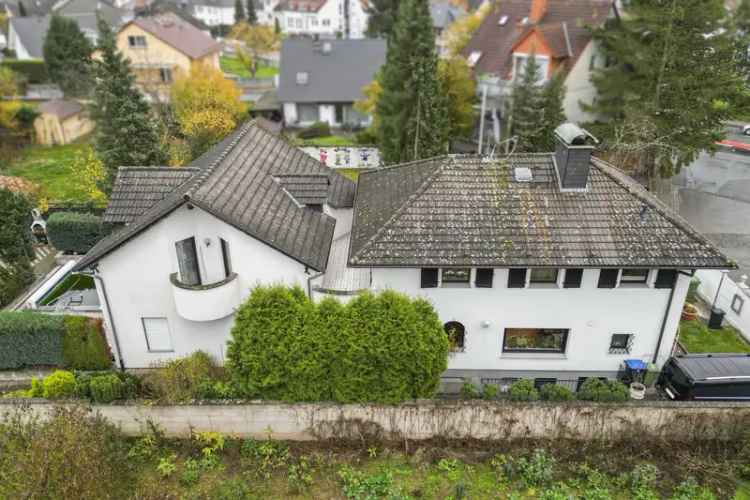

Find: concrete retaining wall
2;400;750;442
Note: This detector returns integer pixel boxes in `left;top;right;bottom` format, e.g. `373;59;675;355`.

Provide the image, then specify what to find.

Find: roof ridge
183;120;257;201
117;166;199;171
359;154;449;177
591;156;735;265
352;156;448;263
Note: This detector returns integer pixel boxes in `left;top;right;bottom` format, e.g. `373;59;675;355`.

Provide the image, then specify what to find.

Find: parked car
658;354;750;400
743;124;750;136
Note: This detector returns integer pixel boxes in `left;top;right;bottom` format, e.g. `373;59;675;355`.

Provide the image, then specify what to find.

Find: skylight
498;15;508;26
296;72;309;85
467;51;482;67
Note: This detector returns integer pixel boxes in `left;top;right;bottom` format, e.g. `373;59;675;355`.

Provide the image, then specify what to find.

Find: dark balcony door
175;237;201;286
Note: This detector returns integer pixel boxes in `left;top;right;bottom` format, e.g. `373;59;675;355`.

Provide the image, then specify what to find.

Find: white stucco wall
192;4;234;26
96;205;319;368
283;102;298;124
563;40;600;124
370;267;690;377
8;23;32;60
277;0;341;36
696;270;750;342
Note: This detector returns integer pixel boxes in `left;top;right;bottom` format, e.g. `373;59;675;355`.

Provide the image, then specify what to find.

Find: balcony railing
170;272;240;322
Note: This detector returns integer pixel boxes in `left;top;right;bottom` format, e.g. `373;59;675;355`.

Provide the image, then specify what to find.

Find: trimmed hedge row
0;312;111;370
0;60;48;84
227;286;449;404
46;211;103;254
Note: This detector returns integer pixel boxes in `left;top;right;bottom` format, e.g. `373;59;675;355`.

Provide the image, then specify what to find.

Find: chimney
529;0;547;23
553;123;597;191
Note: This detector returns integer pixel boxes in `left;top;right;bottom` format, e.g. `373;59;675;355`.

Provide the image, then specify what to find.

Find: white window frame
439;268;473;289
128;35;147;48
617;269;653;288
296;71;309;85
142;317;174;353
467;50;482;67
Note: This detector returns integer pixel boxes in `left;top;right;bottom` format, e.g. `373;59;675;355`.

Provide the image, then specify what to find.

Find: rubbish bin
621;359;647;384
708;307;725;330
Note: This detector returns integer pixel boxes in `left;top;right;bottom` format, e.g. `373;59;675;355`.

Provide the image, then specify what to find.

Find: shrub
297;121;331;139
540;383;574;402
0;60;48;83
509;379;539;402
0;405;131;500
482;383;498;400
460;379;480;399
687;278;701;303
517;449;556;487
62;316;111;370
141;351;220;402
338;466;408;500
227;286;449;403
89;373;125;403
41;370;76;398
0;312;65;369
76;371;139;401
670;478;715;500
355;127;377;145
577;378;629;402
46;211;103;254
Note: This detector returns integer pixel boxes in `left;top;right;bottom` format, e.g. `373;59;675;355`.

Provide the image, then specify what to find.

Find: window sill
527;283;560;289
500;352;567;360
618;283;650;289
440;283;471;289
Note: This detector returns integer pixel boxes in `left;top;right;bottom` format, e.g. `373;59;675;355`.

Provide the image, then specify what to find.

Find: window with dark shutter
220;238;232;278
597;269;618;289
508;268;527;288
654;269;677;289
420;268;438;288
175;237;201;286
563;268;583;288
475;268;494;288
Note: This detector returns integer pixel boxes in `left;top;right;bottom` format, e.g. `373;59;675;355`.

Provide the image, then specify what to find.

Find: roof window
514;167;532;182
498;15;508;26
296;72;309;85
520;16;529;25
467;51;482;67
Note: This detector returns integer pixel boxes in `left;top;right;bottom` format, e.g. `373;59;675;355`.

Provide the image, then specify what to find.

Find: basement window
503;328;569;354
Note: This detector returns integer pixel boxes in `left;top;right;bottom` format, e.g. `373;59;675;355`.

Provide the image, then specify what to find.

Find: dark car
658;354;750;400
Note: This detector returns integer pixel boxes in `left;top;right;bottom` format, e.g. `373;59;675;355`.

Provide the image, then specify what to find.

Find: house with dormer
74;121;733;391
462;0;613;125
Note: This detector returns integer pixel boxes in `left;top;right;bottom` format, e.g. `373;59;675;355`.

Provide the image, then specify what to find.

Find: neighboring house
347;123;734;384
462;0;613;127
7;16;49;60
274;0;368;38
116;13;221;101
33;99;94;145
430;0;465;57
0;0;56;17
277;38;385;128
54;0;132;38
74;119;357;368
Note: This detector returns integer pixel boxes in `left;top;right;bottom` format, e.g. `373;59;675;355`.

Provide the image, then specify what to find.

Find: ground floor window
298;103;319;123
444;321;465;351
142;317;173;352
502;328;569;353
609;333;633;354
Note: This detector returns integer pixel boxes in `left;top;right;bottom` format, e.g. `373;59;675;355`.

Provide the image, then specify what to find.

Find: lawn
336;168;366;181
220;56;278;79
39;272;95;306
678;319;750;353
299;135;358;147
3;142;93;204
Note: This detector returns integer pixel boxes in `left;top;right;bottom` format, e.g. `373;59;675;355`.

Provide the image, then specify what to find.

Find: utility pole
478;84;487;154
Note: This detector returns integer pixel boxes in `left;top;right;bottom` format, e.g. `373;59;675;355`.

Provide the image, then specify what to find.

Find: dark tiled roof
103;167;199;223
278;38;386;103
130;13;221;59
349;155;734;269
462;0;610;77
276;174;329;205
75;120;356;272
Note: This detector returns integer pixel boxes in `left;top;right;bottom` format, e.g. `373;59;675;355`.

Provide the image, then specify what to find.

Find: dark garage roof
349;154;735;269
278;38;386;103
673;354;750;382
76;120;356;272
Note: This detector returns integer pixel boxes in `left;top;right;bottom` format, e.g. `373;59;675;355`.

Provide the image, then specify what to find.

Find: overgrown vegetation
0;405;746;498
0;188;34;307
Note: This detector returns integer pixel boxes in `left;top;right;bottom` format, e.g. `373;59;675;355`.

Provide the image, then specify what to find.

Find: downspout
652;270;694;364
86;269;126;371
306;268;325;299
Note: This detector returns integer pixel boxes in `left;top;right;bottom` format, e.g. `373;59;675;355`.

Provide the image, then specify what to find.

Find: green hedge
297;121;331;139
46;212;103;254
0;312;111;370
0;60;48;84
227;286;449;403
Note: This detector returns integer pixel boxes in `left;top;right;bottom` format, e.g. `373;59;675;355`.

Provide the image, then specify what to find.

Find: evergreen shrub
42;370;76;398
576;378;630;402
227;286;449;403
508;379;540;402
46;211;103;253
539;383;574;402
297;121;331;139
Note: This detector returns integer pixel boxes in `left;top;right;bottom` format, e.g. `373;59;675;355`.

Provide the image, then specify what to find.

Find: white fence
695;269;750;342
300;146;381;170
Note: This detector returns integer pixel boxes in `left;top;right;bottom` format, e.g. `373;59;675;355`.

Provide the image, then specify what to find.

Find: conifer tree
375;0;449;163
91;19;165;194
588;0;747;179
365;0;398;38
246;0;257;24
537;73;566;151
508;54;545;152
43;15;93;97
234;0;245;23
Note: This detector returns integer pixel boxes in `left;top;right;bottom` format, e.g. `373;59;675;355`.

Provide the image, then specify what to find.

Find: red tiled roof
462;0;611;78
131;13;221;59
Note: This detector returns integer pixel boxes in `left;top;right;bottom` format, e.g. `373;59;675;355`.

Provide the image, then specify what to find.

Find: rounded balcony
170;272;240;322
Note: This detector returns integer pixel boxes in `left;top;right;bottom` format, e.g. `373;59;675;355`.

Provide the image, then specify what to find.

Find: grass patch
336;168;365;181
39;273;95;306
679;319;750;353
220;56;278;79
3;142;94;204
300;135;357;147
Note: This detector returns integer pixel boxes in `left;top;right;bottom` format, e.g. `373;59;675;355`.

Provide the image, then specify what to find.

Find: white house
277;38;385;128
462;0;614;129
74;121;733;390
273;0;368;38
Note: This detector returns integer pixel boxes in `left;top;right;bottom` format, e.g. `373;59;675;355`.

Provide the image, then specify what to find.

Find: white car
742;124;750;136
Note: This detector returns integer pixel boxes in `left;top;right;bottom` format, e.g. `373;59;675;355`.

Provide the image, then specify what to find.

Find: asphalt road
655;131;750;279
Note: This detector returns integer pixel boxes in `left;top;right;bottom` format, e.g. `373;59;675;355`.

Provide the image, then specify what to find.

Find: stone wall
2;400;750;442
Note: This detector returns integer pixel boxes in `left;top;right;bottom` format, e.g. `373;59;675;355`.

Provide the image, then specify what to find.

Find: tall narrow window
654;269;677;289
475;268;494;288
142;317;173;352
421;268;438;288
220;238;232;278
175;237;201;286
563;269;583;288
597;269;618;289
508;268;527;288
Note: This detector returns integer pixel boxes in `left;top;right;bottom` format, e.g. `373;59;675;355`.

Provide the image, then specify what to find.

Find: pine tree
376;0;449;163
537;73;566;151
43;15;94;97
365;0;398;38
234;0;245;23
736;0;750;34
588;0;747;179
508;54;545;152
246;0;257;24
91;19;165;194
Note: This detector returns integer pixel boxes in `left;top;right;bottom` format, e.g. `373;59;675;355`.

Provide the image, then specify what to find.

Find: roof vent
498;14;508;26
322;41;332;54
553;123;598;191
514;167;533;182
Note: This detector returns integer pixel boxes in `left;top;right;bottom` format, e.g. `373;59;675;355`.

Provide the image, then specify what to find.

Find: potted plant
629;382;646;400
682;303;699;321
